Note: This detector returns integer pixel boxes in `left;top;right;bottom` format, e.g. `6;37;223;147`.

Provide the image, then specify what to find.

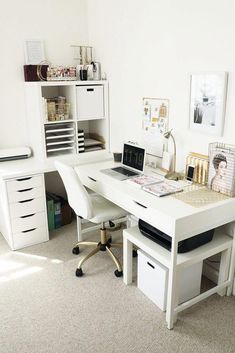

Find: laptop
101;143;146;180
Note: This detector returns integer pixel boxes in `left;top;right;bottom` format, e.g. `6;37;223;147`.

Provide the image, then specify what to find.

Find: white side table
123;226;233;329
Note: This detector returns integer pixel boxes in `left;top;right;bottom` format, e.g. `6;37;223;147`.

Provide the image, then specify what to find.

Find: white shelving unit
25;80;109;160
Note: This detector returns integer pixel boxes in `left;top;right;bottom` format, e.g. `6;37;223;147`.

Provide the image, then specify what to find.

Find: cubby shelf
25;80;109;159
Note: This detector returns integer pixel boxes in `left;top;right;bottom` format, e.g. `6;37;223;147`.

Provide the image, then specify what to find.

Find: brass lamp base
164;171;183;181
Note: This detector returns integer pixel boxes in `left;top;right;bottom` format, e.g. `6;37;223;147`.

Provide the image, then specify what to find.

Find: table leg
123;235;133;285
166;237;178;330
227;226;235;296
218;248;231;296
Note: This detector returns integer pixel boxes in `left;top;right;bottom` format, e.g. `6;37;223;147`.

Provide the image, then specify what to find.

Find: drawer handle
16;177;32;181
18;198;34;203
20;213;35;219
22;227;37;233
88;176;97;182
87;88;94;92
147;261;155;269
17;188;33;193
133;201;147;209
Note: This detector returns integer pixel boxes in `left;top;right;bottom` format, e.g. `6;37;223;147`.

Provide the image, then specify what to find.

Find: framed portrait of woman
208;147;235;196
189;72;228;136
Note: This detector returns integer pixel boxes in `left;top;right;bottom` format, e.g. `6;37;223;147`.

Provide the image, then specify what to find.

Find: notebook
101;143;146;180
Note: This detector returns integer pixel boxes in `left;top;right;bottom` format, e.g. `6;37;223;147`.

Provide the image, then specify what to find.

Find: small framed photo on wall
189;72;228;136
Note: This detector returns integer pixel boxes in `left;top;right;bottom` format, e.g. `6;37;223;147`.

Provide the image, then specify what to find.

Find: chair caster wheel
76;268;83;277
114;270;123;277
72;247;80;255
108;236;112;243
132;250;138;258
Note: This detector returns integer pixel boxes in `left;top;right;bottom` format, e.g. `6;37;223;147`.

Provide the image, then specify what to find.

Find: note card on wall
142;97;169;157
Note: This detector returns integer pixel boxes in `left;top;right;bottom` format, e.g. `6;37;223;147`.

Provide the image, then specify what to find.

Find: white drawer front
6;175;43;193
10;197;45;219
12;226;49;250
11;212;46;234
8;187;43;203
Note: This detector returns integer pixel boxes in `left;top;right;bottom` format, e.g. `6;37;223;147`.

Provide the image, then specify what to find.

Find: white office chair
55;161;127;277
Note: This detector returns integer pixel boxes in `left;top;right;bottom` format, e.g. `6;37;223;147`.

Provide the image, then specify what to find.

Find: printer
0;147;32;162
138;219;214;253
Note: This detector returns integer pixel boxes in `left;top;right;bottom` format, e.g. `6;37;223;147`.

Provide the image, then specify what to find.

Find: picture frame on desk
208;145;235;197
189;72;228;136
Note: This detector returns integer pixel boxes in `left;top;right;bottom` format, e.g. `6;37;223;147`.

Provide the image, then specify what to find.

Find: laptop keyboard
112;167;138;176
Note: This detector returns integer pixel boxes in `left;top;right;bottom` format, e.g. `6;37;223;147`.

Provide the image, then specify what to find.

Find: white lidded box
137;249;202;311
76;85;104;120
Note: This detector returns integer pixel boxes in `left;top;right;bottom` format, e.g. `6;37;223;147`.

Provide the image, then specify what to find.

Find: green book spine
47;199;55;231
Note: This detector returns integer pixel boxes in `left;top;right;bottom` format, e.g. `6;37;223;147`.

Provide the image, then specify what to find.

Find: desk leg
166;237;178;330
218;248;231;296
227;227;235;296
123;236;133;285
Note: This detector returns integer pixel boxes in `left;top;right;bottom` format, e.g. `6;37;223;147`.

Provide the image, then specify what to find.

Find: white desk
75;160;235;329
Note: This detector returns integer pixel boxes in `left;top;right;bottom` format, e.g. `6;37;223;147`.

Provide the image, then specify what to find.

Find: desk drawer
8;187;43;203
11;212;46;234
10;197;45;219
6;175;43;193
12;226;48;250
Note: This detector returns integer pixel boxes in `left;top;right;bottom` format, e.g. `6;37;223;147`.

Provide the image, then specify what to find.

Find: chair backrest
54;161;93;220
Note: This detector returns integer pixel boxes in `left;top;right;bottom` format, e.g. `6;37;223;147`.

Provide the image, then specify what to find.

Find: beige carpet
0;222;234;353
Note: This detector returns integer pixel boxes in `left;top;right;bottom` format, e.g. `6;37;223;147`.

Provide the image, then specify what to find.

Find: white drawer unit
137;250;202;311
76;85;104;120
0;173;49;250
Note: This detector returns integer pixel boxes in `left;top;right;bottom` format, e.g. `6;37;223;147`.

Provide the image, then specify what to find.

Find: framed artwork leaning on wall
189;72;228;136
208;142;235;197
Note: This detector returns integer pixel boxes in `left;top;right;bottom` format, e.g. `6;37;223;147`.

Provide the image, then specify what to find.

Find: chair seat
89;194;127;224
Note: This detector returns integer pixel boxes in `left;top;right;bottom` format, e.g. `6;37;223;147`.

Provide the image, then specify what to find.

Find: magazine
127;174;161;188
143;181;183;197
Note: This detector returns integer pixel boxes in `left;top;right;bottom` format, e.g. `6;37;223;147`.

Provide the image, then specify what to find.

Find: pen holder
113;152;122;162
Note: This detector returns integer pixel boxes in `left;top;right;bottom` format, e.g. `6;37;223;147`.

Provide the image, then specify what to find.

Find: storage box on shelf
25;80;109;160
138;249;202;311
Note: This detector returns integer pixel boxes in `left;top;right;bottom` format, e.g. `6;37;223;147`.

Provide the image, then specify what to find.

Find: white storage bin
137;249;202;311
76;85;104;120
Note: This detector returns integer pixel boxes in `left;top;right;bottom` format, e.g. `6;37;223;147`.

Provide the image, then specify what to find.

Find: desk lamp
163;129;182;181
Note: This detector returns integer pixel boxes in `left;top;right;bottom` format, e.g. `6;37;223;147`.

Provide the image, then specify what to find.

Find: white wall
87;0;235;170
0;0;88;148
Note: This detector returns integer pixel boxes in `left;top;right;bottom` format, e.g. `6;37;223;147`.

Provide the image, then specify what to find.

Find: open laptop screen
122;144;145;172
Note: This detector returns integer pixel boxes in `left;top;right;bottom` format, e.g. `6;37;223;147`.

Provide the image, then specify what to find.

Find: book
46;195;55;231
143;181;183;197
127;174;161;188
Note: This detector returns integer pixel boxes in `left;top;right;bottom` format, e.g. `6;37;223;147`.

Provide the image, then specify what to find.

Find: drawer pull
18;198;34;204
133;201;147;209
87;88;94;92
147;261;155;269
22;227;36;233
16;177;32;182
17;188;33;193
88;176;97;182
20;213;35;219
